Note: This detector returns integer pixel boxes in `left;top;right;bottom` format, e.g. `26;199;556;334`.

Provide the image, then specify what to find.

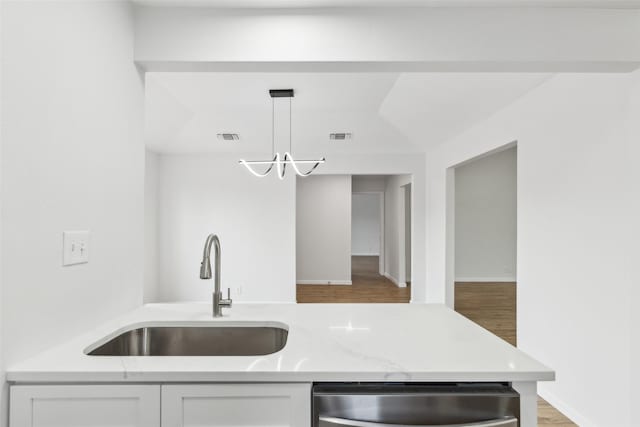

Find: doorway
296;174;411;303
451;145;517;346
351;190;384;279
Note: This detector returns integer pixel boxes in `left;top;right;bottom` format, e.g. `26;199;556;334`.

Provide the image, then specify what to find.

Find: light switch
63;231;90;266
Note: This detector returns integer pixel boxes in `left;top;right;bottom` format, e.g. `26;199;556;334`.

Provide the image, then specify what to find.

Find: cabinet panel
162;383;311;427
10;385;160;427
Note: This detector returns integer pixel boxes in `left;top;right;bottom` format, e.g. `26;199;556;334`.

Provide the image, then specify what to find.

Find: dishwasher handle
319;416;518;427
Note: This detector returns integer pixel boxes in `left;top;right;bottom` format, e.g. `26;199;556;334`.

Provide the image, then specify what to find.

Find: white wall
426;72;640;427
454;146;517;282
351;175;387;262
154;153;296;303
149;153;426;302
352;175;386;192
144;150;159;303
351;193;380;256
0;4;144;424
631;73;640;424
0;1;4;422
384;175;412;286
297;175;352;285
351;193;382;256
134;6;640;72
1;0;143;366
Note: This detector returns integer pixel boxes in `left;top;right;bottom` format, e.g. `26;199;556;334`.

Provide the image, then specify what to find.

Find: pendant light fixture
239;89;325;180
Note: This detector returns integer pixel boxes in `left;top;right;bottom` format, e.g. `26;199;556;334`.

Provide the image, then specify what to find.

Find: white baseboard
455;277;517;282
383;272;406;288
351;252;380;256
297;280;352;286
537;388;594;427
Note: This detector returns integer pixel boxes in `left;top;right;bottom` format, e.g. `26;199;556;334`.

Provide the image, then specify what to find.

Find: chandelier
239;89;325;180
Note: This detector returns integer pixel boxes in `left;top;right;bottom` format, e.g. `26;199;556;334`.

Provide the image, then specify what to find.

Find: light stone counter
7;302;553;384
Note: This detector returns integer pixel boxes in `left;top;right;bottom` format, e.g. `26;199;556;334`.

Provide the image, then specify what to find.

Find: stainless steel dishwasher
313;383;519;427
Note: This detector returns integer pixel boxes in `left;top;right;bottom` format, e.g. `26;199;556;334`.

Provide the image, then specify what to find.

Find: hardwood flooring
454;282;517;347
296;256;410;303
537;398;577;426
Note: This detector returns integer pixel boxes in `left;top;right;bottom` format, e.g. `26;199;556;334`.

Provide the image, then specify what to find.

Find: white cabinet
162;383;311;427
10;385;160;427
9;383;311;427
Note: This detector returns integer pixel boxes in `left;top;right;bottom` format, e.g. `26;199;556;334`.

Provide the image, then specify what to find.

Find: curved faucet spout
200;234;231;317
200;234;219;280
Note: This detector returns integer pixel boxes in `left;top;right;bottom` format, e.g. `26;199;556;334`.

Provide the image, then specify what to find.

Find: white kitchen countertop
6;303;554;383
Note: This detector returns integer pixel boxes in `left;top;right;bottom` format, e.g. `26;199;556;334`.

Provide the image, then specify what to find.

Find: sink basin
86;324;288;356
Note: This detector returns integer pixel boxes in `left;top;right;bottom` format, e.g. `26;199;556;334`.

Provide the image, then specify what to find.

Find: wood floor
297;256;410;303
537;397;577;426
454;282;517;347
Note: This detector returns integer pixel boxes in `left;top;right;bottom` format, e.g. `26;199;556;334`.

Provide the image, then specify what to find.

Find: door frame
445;140;518;307
399;183;412;287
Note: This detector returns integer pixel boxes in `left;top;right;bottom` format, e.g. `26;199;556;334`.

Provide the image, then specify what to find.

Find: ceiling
379;73;550;147
145;72;416;155
134;0;640;8
145;72;550;155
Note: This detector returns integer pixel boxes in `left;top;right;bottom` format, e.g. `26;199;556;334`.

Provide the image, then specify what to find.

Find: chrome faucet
200;234;232;317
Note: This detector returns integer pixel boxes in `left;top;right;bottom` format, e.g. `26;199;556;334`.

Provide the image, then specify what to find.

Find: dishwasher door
313;383;519;427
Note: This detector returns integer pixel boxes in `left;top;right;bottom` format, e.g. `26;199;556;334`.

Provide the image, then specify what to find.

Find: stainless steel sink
86;324;288;356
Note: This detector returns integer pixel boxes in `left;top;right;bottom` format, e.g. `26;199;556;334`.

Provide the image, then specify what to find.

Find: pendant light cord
289;97;292;154
271;98;275;157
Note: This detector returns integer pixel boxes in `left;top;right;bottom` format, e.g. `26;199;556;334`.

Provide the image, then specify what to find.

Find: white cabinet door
10;385;160;427
162;383;311;427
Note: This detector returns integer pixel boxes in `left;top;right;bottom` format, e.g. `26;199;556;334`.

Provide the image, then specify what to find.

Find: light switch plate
63;231;90;266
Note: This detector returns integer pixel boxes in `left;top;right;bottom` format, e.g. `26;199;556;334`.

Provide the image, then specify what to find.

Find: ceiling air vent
330;133;352;141
217;133;240;141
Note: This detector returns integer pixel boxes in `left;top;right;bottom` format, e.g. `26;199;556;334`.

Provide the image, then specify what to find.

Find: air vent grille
330;133;352;141
217;133;240;141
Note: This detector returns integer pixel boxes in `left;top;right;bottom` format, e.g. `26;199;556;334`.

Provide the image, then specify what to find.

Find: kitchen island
7;303;554;426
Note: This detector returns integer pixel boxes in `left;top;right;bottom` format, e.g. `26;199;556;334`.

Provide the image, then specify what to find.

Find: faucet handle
220;287;233;308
